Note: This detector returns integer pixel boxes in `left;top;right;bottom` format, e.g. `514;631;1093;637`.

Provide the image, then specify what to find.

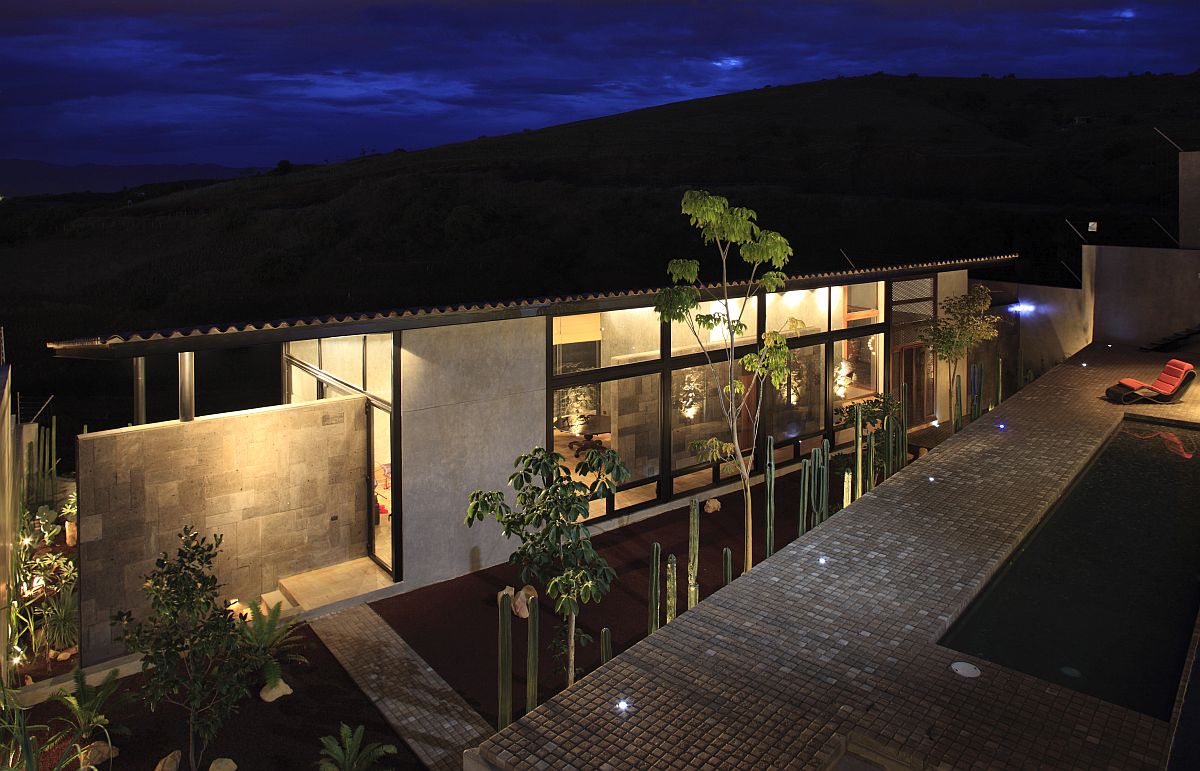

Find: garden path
310;603;492;771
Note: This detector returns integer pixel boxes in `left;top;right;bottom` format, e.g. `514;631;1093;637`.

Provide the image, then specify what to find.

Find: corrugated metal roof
47;253;1017;357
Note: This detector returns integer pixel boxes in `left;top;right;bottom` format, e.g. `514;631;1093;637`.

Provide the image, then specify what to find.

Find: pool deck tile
471;344;1199;769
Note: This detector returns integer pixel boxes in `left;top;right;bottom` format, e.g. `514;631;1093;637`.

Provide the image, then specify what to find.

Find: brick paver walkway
472;345;1199;769
310;603;492;771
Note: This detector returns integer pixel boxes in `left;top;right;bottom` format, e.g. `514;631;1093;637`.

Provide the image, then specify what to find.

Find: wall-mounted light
1009;303;1035;314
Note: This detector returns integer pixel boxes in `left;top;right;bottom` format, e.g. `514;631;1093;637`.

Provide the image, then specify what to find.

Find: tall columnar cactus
722;547;733;586
665;554;678;623
25;418;59;508
765;436;776;558
647;542;661;635
996;353;1004;407
526;597;539;713
865;430;876;493
968;362;982;421
898;382;909;470
953;374;963;432
600;627;612;665
809;439;830;524
797;458;811;535
852;404;863;502
687;500;700;610
497;592;512;731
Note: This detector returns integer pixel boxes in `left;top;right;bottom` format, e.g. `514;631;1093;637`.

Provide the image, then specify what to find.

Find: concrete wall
1181;151;1200;249
933;270;968;422
1089;244;1200;346
400;316;545;588
986;274;1095;374
77;396;368;665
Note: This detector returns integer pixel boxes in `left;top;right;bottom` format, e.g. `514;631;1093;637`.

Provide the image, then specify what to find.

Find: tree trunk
741;477;753;575
566;612;576;688
188;714;197;771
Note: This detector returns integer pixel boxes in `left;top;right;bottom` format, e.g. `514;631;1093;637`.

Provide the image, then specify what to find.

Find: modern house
47;254;1018;665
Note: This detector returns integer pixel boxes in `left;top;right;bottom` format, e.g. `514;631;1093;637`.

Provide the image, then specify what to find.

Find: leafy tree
466;447;628;687
654;190;793;574
317;723;396;771
112;527;264;771
918;284;1002;428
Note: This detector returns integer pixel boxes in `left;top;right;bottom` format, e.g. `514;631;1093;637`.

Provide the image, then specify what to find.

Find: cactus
687;500;700;610
852;404;863;502
996;353;1004;406
722;547;733;586
647;542;661;635
865;430;876;493
497;592;512;730
898;382;909;470
953;374;963;432
797;458;811;535
665;554;678;623
25;418;59;509
968;363;982;421
808;439;830;524
600;627;612;665
526;597;539;713
765;436;776;558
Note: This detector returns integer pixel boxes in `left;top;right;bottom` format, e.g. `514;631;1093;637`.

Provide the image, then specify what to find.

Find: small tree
466;447;628;687
655;190;793;574
113;527;263;771
918;284;1002;429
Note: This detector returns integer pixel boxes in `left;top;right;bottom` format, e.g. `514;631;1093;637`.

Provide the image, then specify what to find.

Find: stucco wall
400;316;545;587
934;270;968;421
1089;244;1200;346
986;276;1094;374
77;396;368;665
1181;151;1200;249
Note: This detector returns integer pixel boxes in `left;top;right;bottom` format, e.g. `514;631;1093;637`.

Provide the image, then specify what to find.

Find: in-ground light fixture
616;699;630;712
818;556;828;565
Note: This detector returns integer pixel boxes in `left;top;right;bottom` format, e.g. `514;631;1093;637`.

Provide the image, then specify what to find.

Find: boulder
209;759;237;771
512;585;538;619
703;498;721;514
154;750;181;771
79;741;118;766
259;678;293;703
55;649;75;662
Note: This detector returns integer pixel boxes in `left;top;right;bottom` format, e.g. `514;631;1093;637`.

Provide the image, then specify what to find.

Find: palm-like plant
39;582;79;653
237;601;308;687
317;723;396;771
50;668;131;747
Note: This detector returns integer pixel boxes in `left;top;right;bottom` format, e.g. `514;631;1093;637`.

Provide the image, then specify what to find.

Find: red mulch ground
372;470;817;727
27;624;424;770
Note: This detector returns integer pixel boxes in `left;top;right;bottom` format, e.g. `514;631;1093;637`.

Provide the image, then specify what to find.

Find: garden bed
27;624;424;770
372;470;811;727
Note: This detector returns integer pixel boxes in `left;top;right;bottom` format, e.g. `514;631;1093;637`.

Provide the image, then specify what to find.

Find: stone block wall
77;396;368;665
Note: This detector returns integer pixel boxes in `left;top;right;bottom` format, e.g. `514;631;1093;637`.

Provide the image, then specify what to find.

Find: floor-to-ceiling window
889;277;937;424
283;333;395;573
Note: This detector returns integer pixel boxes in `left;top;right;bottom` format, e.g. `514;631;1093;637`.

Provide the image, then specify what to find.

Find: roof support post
178;351;195;422
133;356;146;425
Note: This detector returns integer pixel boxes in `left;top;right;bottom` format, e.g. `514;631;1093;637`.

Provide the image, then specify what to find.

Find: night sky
3;1;1197;167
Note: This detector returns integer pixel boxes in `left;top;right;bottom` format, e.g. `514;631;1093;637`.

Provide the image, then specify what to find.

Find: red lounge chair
1105;359;1196;404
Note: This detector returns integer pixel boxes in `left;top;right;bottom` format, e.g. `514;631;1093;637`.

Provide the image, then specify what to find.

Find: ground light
998;423;1006;430
950;662;981;678
818;556;828;565
616;699;629;712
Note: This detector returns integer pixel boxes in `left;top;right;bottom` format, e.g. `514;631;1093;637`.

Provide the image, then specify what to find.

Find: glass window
670;362;756;475
832;282;885;330
770;344;824;442
287;339;319;367
365;333;392;403
765;288;828;338
320;335;364;388
551;373;660;518
287;365;318;404
370;406;393;569
671;296;758;356
552;307;660;374
832;332;884;444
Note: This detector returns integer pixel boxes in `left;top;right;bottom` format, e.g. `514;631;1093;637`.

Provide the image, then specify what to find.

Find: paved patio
310;603;492;771
468;344;1199;769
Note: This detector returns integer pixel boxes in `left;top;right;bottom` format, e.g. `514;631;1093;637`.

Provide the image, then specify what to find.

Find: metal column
178;352;195;422
133;356;146;425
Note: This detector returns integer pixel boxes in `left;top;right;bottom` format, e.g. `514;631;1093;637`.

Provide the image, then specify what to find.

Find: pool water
941;420;1200;720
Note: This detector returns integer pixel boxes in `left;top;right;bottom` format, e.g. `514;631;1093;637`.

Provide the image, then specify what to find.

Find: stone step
258;589;299;618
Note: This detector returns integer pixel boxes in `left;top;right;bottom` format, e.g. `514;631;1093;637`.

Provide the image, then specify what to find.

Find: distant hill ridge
0;158;260;197
1;72;1198;368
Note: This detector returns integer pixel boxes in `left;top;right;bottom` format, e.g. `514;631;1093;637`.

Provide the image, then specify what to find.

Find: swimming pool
941;419;1200;720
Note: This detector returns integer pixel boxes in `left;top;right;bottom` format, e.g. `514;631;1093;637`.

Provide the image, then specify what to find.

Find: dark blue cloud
1;1;1196;166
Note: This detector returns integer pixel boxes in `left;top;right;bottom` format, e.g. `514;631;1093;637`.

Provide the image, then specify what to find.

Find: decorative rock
209;759;237;771
55;649;74;662
154;750;181;771
65;520;78;547
703;498;721;514
79;741;118;766
511;585;537;619
259;678;293;702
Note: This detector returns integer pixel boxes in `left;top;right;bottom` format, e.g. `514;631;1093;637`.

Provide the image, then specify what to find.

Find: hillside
0;159;259;197
1;72;1197;390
